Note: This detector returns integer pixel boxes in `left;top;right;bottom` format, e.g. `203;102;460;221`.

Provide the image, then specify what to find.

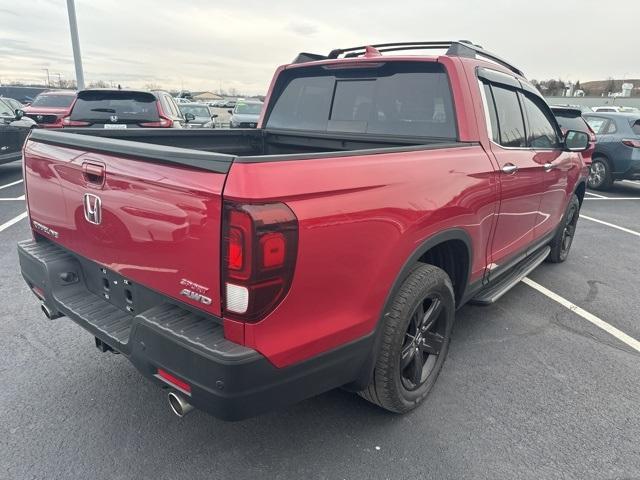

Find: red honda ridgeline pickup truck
19;41;590;420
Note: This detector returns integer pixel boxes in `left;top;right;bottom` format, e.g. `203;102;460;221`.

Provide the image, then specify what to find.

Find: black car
64;89;189;128
0;100;36;165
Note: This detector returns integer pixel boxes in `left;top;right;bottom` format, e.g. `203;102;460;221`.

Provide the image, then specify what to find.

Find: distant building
621;83;634;98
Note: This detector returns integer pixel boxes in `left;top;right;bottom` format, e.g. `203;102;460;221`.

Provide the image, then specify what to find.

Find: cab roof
291;40;524;77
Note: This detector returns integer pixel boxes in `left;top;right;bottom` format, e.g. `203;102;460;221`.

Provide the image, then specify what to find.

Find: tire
547;194;581;263
359;264;455;413
588;157;613;190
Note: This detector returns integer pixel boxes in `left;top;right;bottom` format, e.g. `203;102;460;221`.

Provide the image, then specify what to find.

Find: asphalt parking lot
1;160;639;480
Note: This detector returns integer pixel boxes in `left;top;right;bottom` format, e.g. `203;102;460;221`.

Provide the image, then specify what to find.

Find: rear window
179;104;210;117
266;62;457;139
554;113;589;133
632;120;640;135
235;103;263;115
71;91;159;122
31;94;75;108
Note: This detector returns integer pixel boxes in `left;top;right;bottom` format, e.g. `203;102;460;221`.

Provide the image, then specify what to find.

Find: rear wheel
359;264;455;413
547;194;580;263
588;157;613;190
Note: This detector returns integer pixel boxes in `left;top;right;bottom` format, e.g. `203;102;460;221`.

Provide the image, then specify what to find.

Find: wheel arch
346;228;473;390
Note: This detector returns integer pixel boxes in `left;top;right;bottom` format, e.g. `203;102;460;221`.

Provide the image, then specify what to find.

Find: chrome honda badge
83;193;102;225
109;115;118;123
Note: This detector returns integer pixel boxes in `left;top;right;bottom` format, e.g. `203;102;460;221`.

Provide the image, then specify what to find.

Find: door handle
501;163;518;174
543;163;554;171
82;162;105;187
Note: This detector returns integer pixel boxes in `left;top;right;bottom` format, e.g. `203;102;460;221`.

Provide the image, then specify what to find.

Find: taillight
139;116;172;127
222;201;298;322
140;100;173;127
622;139;640;148
62;116;89;127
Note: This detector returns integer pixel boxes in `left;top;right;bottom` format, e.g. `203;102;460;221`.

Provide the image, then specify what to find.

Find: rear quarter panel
225;146;498;367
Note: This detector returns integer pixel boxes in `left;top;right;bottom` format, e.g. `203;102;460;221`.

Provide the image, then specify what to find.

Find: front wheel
359;264;455;413
547;194;581;263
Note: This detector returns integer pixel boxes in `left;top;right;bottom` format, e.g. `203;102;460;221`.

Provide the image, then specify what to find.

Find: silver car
229;100;263;128
179;103;217;128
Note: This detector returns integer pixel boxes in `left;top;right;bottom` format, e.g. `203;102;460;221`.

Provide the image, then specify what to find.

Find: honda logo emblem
83;193;102;225
109;115;118;123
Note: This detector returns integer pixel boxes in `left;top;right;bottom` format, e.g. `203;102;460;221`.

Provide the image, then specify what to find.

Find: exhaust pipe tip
168;392;194;418
41;303;61;320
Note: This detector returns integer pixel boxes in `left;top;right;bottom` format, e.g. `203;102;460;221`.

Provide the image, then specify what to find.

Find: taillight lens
139;116;172;127
62;116;90;127
622;139;640;148
140;100;173;127
222;201;298;322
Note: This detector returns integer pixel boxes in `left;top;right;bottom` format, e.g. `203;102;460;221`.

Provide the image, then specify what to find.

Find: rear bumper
18;237;372;420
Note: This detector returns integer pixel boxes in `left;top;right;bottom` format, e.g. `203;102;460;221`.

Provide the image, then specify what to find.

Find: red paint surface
24;53;588;369
24;141;225;316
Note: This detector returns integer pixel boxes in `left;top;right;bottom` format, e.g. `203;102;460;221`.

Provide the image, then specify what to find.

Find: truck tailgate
23;132;230;317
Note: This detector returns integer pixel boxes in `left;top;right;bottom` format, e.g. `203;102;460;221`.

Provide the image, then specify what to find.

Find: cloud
2;0;639;93
287;21;319;36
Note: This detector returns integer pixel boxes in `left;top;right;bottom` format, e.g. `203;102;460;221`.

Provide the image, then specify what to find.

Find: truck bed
30;128;469;173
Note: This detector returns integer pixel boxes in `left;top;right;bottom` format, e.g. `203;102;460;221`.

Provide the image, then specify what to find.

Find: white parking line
0;195;25;201
0;179;23;191
584;197;640;201
581;215;640;237
523;277;640;353
585;191;608;198
0;211;27;233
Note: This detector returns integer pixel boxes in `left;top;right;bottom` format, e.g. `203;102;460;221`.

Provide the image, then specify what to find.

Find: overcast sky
1;0;639;94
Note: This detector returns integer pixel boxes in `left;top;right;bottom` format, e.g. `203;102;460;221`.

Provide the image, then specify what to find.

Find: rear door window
585;116;609;135
490;85;527;148
266;62;457;139
70;91;159;122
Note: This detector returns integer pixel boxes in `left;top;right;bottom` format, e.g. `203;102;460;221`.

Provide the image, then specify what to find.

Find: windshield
266;62;457;138
31;93;75;108
179;105;210;117
0;100;13;116
70;91;159;122
234;103;262;115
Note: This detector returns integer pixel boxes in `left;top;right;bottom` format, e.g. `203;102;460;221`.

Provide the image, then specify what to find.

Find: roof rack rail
291;41;524;77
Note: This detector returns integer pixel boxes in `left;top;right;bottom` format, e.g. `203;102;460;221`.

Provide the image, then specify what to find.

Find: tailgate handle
82;162;105;187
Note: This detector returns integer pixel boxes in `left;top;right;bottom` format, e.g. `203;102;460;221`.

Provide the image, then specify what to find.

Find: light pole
42;68;51;87
66;0;85;90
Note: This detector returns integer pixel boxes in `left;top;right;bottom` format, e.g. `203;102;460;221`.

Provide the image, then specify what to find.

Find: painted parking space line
584;197;640;201
585;191;608;198
523;277;640;353
0;211;27;233
0;179;23;191
581;214;640;238
0;195;25;201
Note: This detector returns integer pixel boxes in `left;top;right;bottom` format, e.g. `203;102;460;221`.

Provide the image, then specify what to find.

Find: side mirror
564;130;589;152
15;109;24;120
184;112;196;122
227;110;233;114
211;114;218;119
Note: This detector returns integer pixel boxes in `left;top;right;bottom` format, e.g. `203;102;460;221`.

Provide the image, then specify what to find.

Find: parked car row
549;105;640;190
0;99;36;165
18;89;265;131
